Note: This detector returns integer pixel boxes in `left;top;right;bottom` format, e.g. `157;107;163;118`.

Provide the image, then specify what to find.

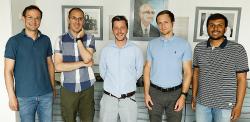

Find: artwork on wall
193;7;241;42
62;5;103;40
129;0;167;41
173;17;189;41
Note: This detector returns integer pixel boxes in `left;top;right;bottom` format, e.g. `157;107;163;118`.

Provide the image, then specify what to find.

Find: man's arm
76;29;94;64
231;72;247;120
4;58;18;111
47;56;56;96
174;60;192;111
54;53;93;72
191;67;199;110
136;49;144;80
77;40;94;64
143;61;154;110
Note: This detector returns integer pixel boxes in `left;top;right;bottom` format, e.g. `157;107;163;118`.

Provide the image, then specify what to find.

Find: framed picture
62;5;103;40
193;7;241;42
129;0;167;41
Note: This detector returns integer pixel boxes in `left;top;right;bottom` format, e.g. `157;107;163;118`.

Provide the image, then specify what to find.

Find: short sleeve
193;45;199;68
47;37;53;57
182;42;192;61
4;37;17;60
235;45;249;73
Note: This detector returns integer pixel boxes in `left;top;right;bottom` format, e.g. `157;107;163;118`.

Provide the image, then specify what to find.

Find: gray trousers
99;93;137;122
149;86;182;122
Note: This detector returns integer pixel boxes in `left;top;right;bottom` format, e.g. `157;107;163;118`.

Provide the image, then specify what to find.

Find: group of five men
4;5;249;122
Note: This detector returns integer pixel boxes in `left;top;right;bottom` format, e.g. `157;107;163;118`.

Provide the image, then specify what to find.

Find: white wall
0;0;16;121
11;0;34;35
1;0;250;121
34;0;250;73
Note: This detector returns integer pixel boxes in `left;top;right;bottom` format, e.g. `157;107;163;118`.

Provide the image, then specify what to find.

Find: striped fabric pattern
193;39;249;109
54;32;96;92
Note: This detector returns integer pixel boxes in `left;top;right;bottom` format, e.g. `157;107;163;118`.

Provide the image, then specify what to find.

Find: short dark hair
111;15;128;29
156;10;175;23
22;5;43;18
68;7;84;19
206;13;228;27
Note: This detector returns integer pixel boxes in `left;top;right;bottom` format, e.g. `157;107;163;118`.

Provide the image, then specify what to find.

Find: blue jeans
17;92;53;122
196;103;231;122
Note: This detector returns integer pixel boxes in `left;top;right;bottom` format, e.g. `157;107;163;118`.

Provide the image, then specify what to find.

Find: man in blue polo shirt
54;7;96;122
4;5;55;122
144;10;192;122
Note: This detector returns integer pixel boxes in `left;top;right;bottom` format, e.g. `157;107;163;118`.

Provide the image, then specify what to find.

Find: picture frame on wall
129;0;167;41
62;5;103;40
193;7;241;42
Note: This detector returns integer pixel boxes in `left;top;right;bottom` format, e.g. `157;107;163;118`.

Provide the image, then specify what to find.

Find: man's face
207;19;226;40
112;20;128;42
68;10;84;34
157;14;173;36
139;4;155;26
23;9;41;31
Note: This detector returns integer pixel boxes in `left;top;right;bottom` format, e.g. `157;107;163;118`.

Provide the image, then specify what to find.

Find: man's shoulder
195;41;207;48
7;33;24;44
102;43;114;51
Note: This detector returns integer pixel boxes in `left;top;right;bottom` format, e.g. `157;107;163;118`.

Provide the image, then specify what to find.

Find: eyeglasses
25;16;41;21
142;10;155;15
70;16;84;22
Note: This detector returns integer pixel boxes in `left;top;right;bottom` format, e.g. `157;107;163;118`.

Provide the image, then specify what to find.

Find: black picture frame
193;7;241;42
62;5;103;40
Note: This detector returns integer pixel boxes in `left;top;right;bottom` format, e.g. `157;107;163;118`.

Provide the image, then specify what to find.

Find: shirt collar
21;29;42;40
111;40;132;48
206;36;228;49
67;31;75;39
160;34;175;42
21;29;42;38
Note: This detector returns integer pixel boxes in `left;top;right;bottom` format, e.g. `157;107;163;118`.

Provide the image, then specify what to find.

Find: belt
104;90;135;99
150;83;182;92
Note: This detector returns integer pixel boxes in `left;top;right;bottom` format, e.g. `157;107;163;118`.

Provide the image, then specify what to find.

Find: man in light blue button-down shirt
99;16;144;122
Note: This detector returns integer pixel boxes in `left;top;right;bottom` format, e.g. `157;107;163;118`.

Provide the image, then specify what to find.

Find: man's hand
231;105;242;120
84;60;94;67
77;28;84;38
9;95;18;111
191;97;196;111
53;89;57;98
144;94;154;110
174;95;185;111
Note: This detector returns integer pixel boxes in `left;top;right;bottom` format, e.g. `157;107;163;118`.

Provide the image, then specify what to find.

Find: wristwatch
181;92;188;97
76;37;82;42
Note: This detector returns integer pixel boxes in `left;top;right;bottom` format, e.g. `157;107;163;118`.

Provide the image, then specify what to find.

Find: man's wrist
180;91;188;98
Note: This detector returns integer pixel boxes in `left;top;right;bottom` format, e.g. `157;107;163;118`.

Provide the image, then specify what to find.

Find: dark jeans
60;86;95;122
148;86;182;122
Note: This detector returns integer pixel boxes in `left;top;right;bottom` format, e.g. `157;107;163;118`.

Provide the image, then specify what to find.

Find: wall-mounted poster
193;7;241;42
62;5;103;40
129;0;167;41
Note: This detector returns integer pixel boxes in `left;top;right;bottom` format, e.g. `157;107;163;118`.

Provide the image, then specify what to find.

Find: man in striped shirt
192;13;249;122
54;8;96;122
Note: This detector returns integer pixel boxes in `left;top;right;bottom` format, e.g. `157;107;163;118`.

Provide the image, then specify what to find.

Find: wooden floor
46;82;250;122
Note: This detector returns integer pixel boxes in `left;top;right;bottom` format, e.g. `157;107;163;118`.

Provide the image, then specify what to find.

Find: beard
209;34;225;40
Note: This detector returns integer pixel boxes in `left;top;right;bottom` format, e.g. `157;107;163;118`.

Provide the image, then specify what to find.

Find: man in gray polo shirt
192;13;249;122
